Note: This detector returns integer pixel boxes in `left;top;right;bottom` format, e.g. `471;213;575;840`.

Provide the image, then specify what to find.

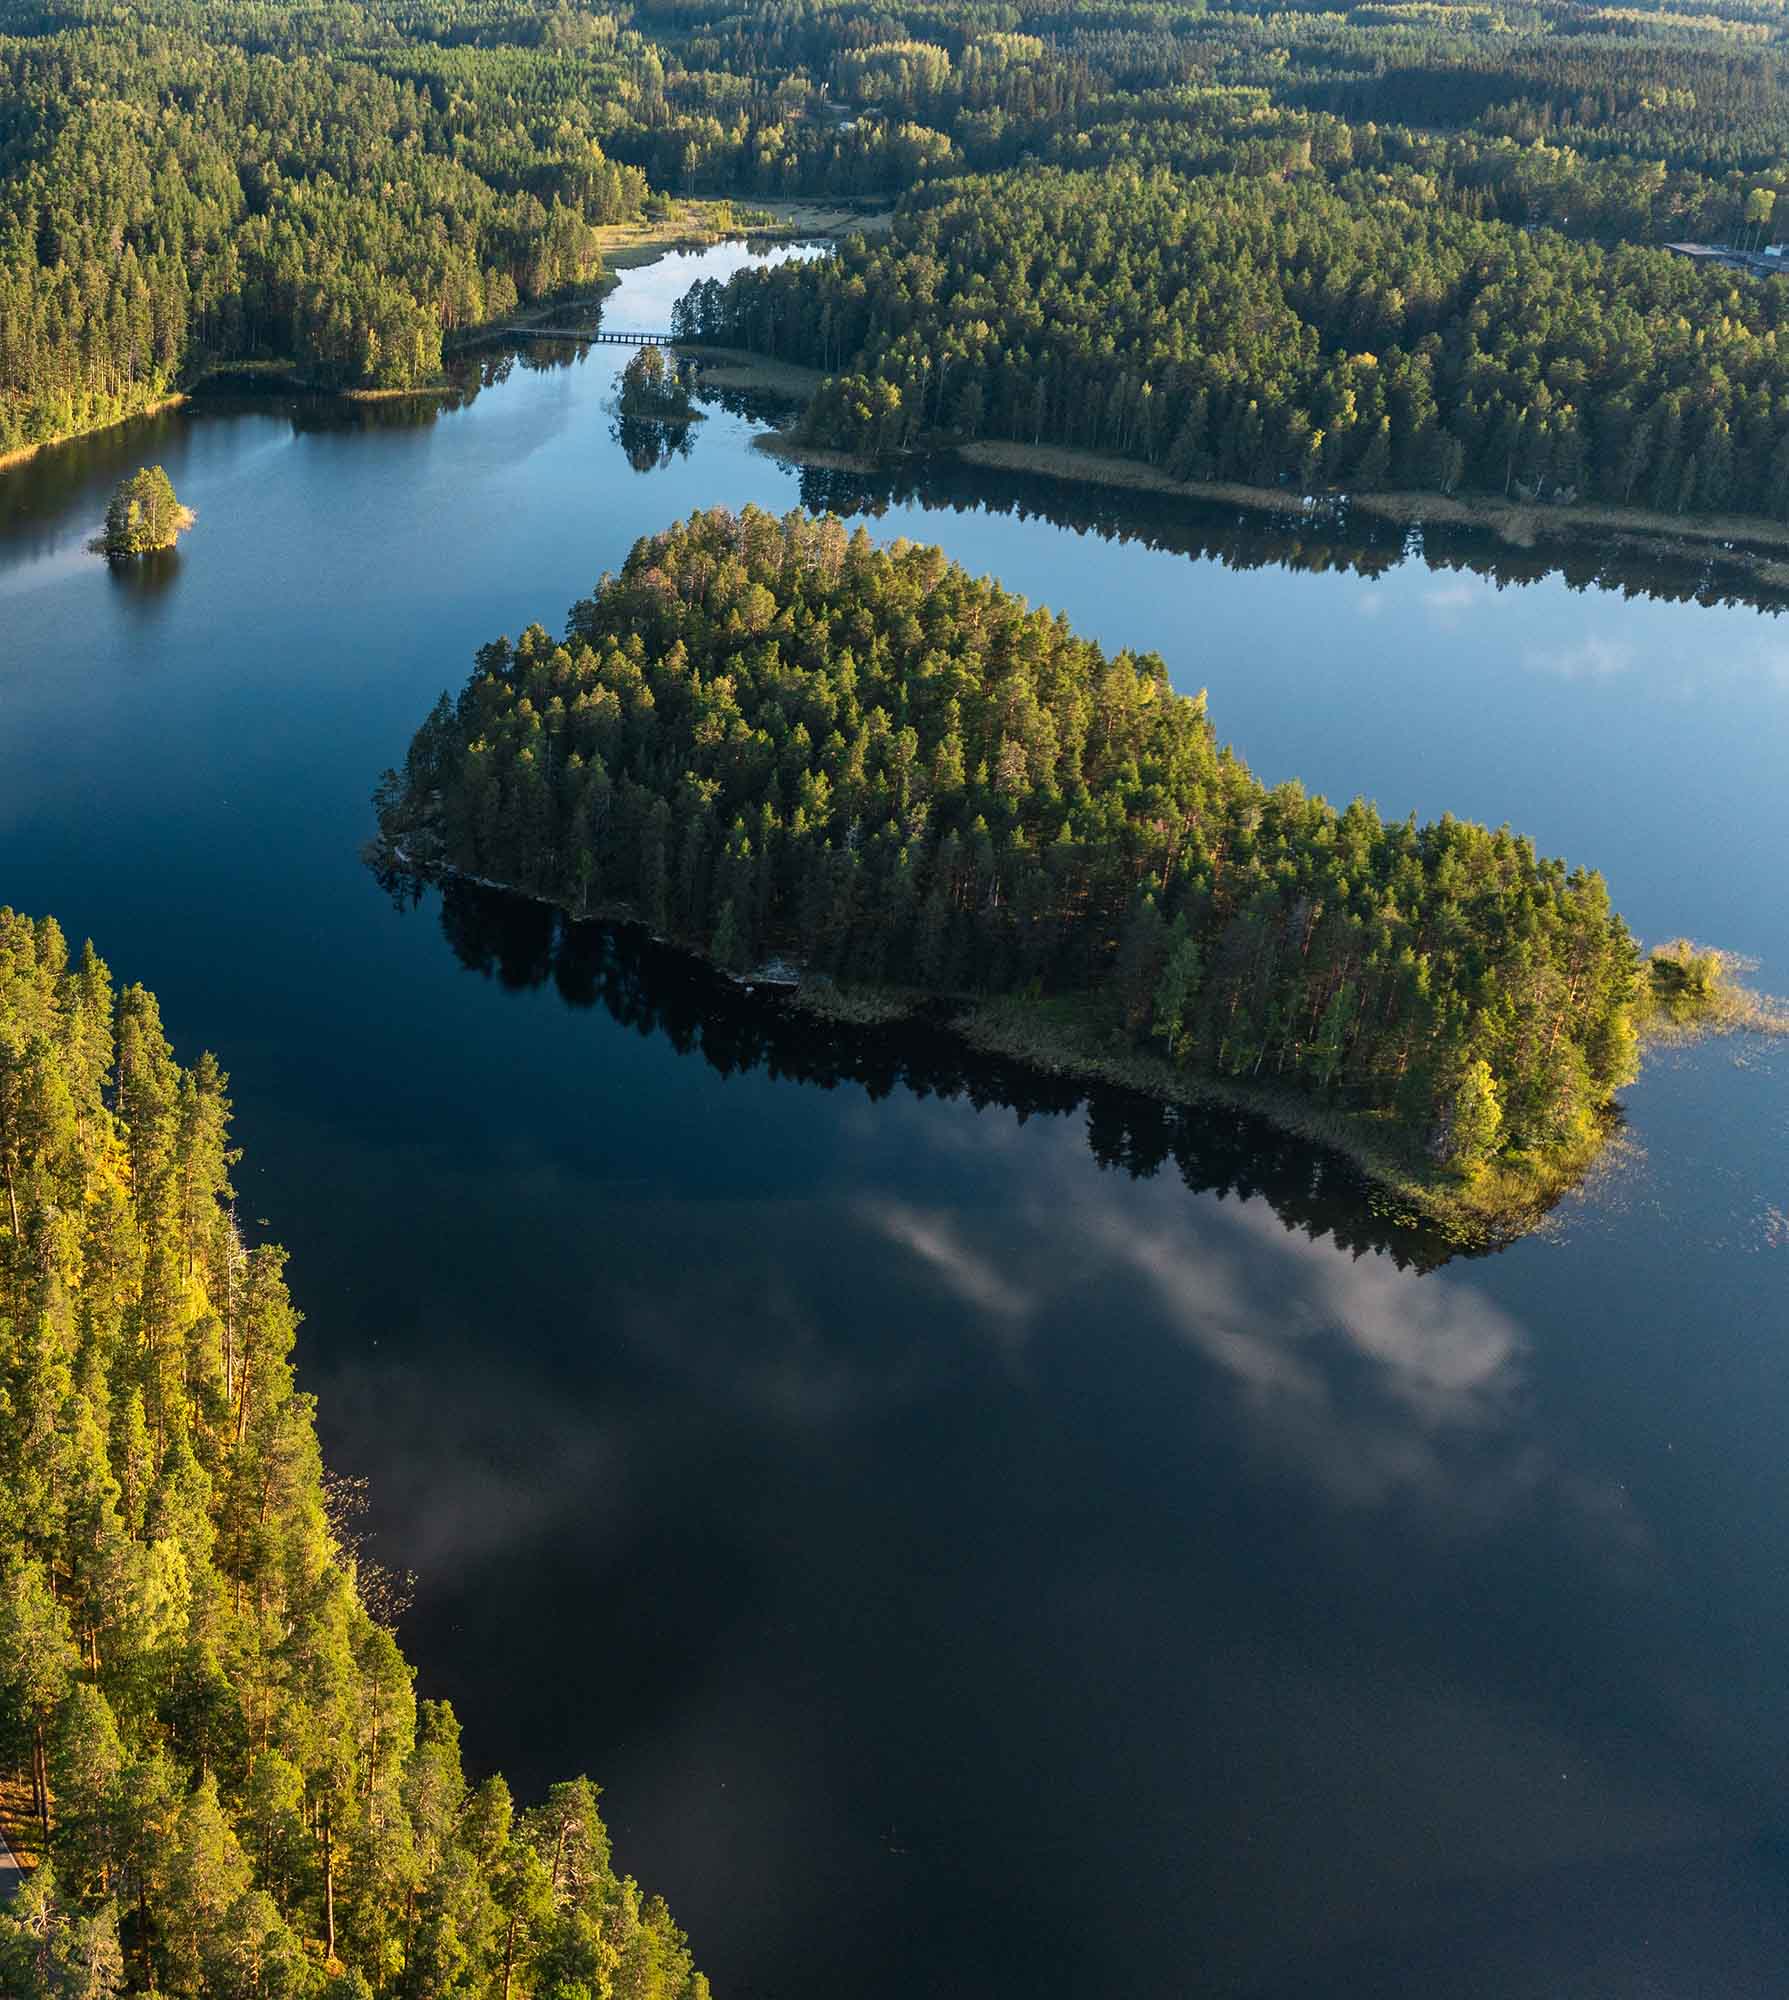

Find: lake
3;237;1787;1999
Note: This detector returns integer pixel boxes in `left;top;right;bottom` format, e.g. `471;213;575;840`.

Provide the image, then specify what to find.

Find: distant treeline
378;506;1646;1182
679;167;1789;519
0;909;707;2000
18;0;1789;460
610;0;1789;228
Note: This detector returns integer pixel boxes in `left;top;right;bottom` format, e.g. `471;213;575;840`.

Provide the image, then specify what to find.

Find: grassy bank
593;196;889;277
958;440;1789;568
784;975;921;1026
689;349;830;400
713;197;894;239
739;426;1789;577
952;990;1618;1246
753;431;880;473
340;383;456;402
589;204;747;275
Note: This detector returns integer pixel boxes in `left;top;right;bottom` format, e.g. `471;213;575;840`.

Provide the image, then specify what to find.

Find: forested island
373;505;1743;1236
617;348;697;424
0;911;707;2000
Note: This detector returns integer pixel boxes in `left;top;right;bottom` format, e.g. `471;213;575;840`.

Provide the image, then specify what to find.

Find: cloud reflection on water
1081;1191;1539;1515
862;1120;1538;1520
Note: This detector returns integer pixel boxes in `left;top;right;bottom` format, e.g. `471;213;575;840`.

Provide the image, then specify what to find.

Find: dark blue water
3;240;1787;1999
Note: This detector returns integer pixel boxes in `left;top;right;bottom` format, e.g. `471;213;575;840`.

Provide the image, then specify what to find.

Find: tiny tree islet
93;466;195;559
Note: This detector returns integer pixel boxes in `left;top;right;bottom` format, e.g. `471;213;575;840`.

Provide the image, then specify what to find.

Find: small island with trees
616;345;698;424
372;505;1760;1241
91;467;195;560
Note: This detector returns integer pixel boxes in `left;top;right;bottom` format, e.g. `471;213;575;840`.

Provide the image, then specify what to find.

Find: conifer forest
376;505;1650;1190
0;912;708;1999
5;0;1789;1990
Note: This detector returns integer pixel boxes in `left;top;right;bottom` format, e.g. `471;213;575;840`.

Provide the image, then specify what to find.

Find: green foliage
0;1;652;450
98;469;191;560
686;164;1789;517
1433;1058;1504;1176
19;0;1789;479
379;504;1649;1177
0;908;703;1998
1647;936;1724;1008
0;1858;126;1999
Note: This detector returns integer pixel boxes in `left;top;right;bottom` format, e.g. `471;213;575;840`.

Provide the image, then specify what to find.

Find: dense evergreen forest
376;506;1647;1186
19;0;1789;488
0;0;652;450
0;910;707;2000
682;166;1789;515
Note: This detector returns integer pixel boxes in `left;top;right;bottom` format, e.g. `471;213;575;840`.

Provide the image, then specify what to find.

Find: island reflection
385;869;1468;1273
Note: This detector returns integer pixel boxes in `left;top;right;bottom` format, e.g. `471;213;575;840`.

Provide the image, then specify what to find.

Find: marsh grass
1640;940;1789;1041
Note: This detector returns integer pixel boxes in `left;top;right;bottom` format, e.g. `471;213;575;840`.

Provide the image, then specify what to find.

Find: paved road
0;1821;23;1904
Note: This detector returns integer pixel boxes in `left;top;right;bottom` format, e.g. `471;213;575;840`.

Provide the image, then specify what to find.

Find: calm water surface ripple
3;241;1788;1999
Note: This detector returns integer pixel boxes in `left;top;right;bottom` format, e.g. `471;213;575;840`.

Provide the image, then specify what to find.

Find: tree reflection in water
370;860;1462;1274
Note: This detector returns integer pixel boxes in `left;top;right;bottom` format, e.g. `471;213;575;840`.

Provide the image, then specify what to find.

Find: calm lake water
4;240;1788;1999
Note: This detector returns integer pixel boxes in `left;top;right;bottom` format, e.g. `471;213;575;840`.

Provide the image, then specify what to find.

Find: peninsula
0;911;707;1999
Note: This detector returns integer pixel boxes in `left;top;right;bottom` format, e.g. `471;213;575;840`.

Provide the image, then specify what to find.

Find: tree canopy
681;165;1789;517
617;346;695;422
377;504;1648;1185
18;0;1789;487
97;468;193;559
17;0;1789;492
0;0;651;453
0;909;706;2000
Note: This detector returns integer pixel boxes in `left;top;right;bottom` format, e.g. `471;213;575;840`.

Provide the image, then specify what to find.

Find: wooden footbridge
497;324;674;345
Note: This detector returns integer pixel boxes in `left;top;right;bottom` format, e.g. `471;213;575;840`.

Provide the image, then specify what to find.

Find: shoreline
960;439;1789;560
0;392;188;473
953;992;1611;1247
966;440;1789;572
341;384;456;402
682;347;830;402
754;431;883;473
374;844;1649;1249
2;204;892;470
750;429;1789;581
